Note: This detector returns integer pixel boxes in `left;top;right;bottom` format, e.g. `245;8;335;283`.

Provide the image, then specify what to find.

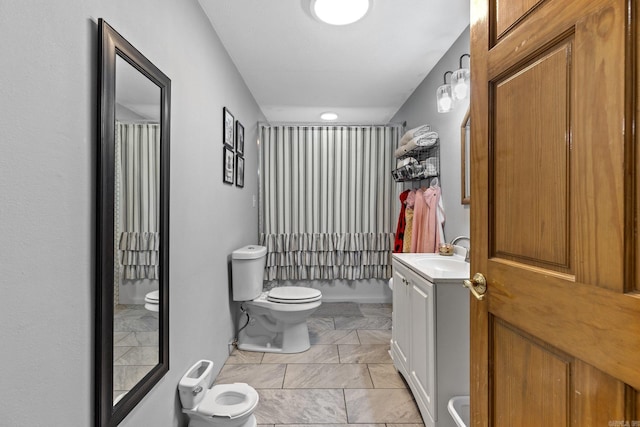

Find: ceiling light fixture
320;112;338;121
436;71;454;113
311;0;371;26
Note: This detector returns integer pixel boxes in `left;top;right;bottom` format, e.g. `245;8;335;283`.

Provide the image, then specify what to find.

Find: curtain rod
259;121;404;128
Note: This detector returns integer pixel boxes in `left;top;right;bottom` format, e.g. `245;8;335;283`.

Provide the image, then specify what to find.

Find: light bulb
436;83;454;113
451;67;470;101
439;95;452;111
454;82;468;100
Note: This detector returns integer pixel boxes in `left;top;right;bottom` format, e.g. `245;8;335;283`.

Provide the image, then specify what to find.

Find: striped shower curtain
260;125;398;280
116;122;160;280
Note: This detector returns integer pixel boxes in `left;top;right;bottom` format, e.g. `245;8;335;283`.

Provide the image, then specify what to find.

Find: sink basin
412;257;468;272
392;253;470;282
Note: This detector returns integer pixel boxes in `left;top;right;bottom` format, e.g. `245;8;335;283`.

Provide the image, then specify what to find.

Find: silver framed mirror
96;19;170;426
461;107;470;205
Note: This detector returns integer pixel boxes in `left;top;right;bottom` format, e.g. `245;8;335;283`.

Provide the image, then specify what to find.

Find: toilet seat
145;290;159;303
197;383;259;419
267;296;321;303
144;290;159;312
267;287;321;304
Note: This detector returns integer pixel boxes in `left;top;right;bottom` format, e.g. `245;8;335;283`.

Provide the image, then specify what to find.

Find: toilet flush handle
193;386;203;395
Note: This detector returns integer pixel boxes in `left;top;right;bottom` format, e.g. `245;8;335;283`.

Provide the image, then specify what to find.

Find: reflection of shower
115;122;160;305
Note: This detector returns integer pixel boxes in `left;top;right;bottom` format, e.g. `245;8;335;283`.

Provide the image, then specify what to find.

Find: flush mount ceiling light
311;0;371;26
320;112;338;121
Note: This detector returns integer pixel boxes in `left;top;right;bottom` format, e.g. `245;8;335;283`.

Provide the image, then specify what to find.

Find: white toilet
144;290;159;312
179;360;259;427
232;245;322;353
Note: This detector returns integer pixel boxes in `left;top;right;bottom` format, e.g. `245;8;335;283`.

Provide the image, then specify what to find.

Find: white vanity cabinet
391;267;412;373
390;255;470;427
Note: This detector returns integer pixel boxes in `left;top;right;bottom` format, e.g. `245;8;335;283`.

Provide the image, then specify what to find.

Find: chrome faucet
450;235;471;262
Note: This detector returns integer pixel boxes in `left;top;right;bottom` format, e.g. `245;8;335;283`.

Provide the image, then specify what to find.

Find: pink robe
411;186;444;253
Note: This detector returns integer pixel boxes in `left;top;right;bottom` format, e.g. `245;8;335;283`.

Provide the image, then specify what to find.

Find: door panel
392;269;410;370
492;320;570;426
470;0;640;424
492;40;572;272
572;360;628;425
410;281;436;420
493;0;541;40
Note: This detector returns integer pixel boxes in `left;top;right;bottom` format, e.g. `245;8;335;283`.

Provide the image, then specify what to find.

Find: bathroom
3;0;638;426
0;1;469;426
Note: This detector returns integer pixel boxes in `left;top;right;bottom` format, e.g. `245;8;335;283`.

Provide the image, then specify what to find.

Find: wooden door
470;0;640;425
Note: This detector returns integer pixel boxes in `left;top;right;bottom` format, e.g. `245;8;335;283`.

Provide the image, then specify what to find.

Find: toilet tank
179;360;214;410
232;245;267;301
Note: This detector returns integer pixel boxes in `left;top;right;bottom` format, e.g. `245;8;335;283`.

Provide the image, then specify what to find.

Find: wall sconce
452;53;470;101
437;71;454;113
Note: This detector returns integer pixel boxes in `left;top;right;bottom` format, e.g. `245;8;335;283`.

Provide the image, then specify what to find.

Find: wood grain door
470;0;640;424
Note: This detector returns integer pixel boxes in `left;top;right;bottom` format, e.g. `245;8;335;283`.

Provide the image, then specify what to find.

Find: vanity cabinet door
391;268;411;372
410;277;436;422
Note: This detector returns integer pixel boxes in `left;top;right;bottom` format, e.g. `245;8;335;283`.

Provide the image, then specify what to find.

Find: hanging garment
403;189;417;253
403;209;414;253
425;185;445;252
394;190;411;253
411;185;445;253
410;188;426;253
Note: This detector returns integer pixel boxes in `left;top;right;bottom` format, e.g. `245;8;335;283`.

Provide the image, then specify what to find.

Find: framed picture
236;121;244;155
223;147;234;184
236;155;245;188
223;107;234;148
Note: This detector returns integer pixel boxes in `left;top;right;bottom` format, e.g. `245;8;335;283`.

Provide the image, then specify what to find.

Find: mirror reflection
113;55;161;405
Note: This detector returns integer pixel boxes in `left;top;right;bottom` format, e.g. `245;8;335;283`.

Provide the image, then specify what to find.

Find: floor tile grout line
366;362;376;389
342;387;350;424
281;363;288;389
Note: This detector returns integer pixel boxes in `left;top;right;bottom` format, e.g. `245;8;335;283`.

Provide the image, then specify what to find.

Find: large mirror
461;107;470;205
97;19;170;426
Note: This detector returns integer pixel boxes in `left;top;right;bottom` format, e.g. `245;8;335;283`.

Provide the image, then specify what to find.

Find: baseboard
268;278;393;304
319;294;392;303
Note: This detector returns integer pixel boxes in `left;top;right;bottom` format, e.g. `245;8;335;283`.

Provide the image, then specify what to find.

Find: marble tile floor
113;304;159;399
219;302;424;427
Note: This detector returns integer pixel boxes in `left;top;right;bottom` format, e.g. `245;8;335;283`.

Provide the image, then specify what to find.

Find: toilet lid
197;383;259;419
267;287;322;303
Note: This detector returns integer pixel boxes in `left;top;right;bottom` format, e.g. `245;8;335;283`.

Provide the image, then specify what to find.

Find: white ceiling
198;0;470;124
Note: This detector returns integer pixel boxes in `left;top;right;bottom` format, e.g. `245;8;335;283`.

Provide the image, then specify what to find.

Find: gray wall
391;27;471;241
0;1;264;425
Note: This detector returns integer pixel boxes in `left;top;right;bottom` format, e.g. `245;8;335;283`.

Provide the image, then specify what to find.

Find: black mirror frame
96;19;170;426
461;106;470;205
